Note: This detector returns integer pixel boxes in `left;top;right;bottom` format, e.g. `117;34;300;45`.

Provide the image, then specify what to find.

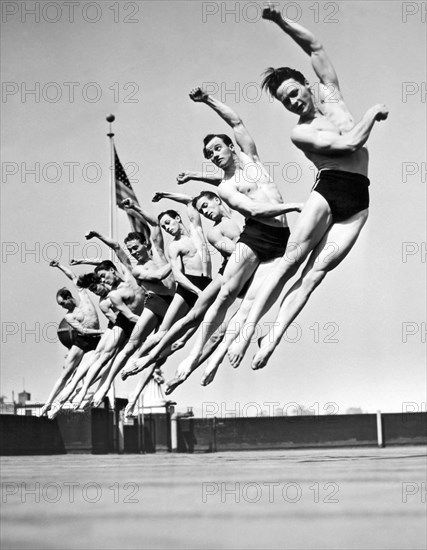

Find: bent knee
218;282;241;303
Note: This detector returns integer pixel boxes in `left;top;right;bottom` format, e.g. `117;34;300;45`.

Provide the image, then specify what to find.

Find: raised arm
49;260;79;285
189;87;259;160
291;104;389;155
152;191;202;230
220;186;303;219
262;6;339;87
121;198;165;255
176;171;223;186
85;230;131;269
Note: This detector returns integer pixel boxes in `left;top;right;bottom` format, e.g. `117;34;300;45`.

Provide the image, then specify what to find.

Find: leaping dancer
227;6;389;369
40;261;103;416
171;87;302;380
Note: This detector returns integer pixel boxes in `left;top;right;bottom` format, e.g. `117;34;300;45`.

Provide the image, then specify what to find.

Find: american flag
114;146;150;237
114;146;140;208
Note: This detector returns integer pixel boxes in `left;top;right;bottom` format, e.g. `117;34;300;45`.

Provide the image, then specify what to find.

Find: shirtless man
120;189;244;398
46;269;133;416
172;87;302;377
40;261;103;415
227;6;389;368
69;257;146;410
124;193;212;358
87;211;175;407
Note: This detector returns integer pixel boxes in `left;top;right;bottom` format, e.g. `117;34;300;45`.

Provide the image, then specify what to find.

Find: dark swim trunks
176;275;212;308
144;292;174;322
73;332;101;353
114;313;136;337
237;218;290;262
313;169;370;223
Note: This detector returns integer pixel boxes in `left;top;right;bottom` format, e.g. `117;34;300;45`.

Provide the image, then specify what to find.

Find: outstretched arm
220;186;303;219
176;171;223;186
108;291;140;323
70;258;104;266
262;6;339;87
85;230;131;269
291;104;389;155
64;314;104;336
189;87;259;160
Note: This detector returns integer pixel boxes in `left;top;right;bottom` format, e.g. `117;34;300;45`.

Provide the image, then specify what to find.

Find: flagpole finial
106;114;115;138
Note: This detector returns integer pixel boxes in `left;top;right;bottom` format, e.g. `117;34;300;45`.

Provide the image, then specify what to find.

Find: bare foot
40;403;51;416
165;377;183;395
121;359;144;380
124;402;136;418
227;337;250;369
47;402;61;420
252;342;275;370
92;388;107;408
200;361;220;386
165;356;197;394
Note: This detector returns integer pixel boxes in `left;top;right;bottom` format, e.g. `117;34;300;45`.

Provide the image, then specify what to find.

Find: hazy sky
1;1;425;416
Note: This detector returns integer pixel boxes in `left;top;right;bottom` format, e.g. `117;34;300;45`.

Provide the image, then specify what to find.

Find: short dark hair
261;67;307;98
56;287;72;301
77;272;101;289
158;210;180;224
124;231;147;245
94;260;117;274
192;191;221;210
203;134;234;159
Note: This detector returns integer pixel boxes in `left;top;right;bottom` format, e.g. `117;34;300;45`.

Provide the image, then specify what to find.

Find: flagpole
106;114;116;254
106;114;117;422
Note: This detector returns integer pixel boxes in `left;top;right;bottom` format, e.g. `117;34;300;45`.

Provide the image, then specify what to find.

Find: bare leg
199;263;270;383
227;192;333;367
165;311;234;394
137;294;189;356
40;345;85;415
124;278;223;376
92;310;158;407
124;364;158;418
47;350;97;418
53;327;119;409
174;244;259;379
253;209;369;369
72;327;126;408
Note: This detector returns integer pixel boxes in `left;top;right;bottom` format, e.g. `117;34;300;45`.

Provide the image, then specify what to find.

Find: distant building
18;390;31;405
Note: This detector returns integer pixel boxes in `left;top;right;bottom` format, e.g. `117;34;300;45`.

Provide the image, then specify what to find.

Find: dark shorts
313;169;370;223
144;292;174;322
237;218;290;262
176;275;212;308
114;313;137;337
73;332;101;353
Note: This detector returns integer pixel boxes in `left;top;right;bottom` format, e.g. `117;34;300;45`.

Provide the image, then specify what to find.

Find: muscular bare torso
299;84;369;176
170;234;205;277
220;154;288;228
